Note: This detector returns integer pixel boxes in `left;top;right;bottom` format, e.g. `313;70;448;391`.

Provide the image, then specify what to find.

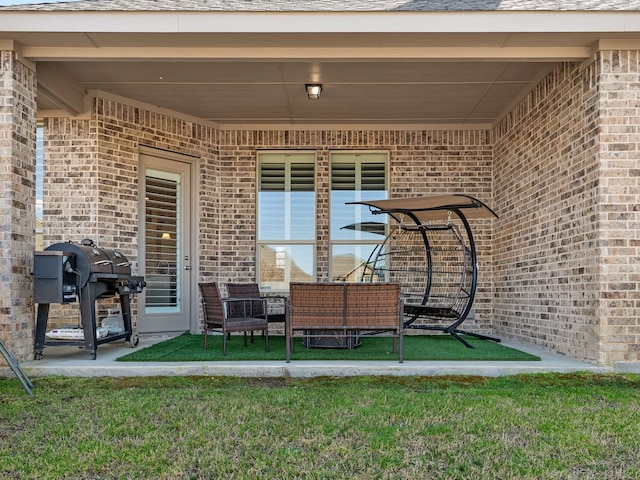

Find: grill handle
94;260;113;266
116;261;131;267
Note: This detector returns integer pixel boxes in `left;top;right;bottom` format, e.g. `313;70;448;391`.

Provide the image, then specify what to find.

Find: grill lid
44;239;132;287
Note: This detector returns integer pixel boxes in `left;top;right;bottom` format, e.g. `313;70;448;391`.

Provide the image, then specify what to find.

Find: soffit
34;56;558;125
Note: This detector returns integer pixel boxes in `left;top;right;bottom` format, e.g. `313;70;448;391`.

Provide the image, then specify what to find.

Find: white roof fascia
0;11;639;34
20;46;592;62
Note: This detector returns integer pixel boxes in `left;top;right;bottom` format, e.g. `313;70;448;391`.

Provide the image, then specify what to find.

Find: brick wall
43;102;218;252
493;61;603;362
493;53;640;365
0;50;37;361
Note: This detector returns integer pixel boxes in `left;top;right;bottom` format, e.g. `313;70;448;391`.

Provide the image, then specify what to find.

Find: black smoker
33;239;145;360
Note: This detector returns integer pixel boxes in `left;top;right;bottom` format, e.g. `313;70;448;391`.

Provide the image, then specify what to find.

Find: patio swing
348;195;500;348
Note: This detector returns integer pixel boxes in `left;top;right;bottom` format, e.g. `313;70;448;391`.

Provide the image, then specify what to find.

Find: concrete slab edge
2;362;613;379
615;362;640;374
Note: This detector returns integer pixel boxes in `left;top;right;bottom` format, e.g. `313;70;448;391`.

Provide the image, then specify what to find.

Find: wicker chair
198;282;269;355
226;282;287;323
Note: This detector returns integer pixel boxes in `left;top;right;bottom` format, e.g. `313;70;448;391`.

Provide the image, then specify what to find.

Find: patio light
305;83;322;100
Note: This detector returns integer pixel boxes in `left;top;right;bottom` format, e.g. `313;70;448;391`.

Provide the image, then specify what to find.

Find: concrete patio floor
4;334;635;380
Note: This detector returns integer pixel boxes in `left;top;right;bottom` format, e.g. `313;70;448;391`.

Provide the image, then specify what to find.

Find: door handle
185;265;191;271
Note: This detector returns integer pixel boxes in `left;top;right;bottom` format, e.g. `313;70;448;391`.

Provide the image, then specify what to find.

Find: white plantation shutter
259;161;314;192
259;162;285;191
145;172;180;309
290;162;315;191
331;159;386;191
361;162;386;190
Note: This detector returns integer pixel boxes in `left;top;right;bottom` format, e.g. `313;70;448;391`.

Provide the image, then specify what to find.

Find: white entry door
137;149;195;333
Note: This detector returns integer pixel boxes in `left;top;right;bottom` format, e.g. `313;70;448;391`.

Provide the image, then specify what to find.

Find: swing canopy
348;194;498;223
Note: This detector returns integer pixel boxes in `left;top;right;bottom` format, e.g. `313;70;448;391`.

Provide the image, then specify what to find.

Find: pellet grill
33;239;145;360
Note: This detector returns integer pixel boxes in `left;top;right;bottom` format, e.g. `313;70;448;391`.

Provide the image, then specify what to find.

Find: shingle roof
2;0;640;12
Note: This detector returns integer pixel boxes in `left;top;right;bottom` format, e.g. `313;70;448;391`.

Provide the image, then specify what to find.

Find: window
257;152;315;291
330;152;388;282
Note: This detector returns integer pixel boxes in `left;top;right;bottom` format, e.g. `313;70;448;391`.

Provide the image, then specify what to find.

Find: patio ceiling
37;55;558;127
3;10;640;128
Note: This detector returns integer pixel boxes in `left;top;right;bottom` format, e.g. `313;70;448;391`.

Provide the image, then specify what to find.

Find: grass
116;332;540;362
1;373;639;479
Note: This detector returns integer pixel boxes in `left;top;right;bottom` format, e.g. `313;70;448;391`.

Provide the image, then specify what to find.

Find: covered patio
0;0;639;367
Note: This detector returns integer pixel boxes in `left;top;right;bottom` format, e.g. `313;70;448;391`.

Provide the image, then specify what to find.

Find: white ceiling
37;58;555;126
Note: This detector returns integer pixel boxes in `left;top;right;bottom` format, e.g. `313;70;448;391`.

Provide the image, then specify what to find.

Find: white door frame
137;146;199;333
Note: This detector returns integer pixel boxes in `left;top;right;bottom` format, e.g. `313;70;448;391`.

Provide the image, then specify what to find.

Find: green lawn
1;374;639;479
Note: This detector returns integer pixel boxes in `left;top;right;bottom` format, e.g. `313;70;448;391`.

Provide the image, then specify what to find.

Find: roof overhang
1;9;639;127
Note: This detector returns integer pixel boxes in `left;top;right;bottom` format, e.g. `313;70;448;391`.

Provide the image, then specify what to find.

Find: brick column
0;49;37;361
597;50;640;365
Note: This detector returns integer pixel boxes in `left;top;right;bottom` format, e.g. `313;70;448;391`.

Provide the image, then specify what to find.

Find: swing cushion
404;304;460;319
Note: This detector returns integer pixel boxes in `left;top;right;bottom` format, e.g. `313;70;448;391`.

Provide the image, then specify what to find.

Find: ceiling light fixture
305;83;323;100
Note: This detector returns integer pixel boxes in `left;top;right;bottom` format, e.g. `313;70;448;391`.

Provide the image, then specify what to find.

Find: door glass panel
144;169;181;313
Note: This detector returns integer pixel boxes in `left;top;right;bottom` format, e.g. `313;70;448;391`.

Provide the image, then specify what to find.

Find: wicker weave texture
289;283;344;328
199;282;226;328
226;282;287;322
226;283;266;317
288;282;402;331
345;283;401;329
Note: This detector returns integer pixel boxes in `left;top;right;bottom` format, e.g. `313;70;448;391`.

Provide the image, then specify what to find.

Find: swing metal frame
349;194;501;348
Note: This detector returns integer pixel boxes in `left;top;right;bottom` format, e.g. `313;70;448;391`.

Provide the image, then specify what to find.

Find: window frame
256;151;317;292
328;150;390;283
